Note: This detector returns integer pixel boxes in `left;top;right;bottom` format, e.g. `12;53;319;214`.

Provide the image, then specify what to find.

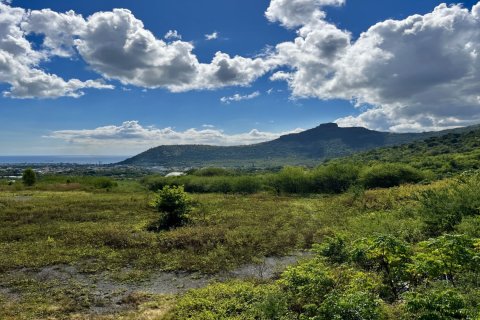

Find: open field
1;173;478;319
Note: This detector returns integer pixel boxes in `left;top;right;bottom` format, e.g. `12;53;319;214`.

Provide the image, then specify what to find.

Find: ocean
0;156;129;165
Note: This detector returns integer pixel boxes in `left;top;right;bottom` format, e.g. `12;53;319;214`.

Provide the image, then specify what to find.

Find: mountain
118;123;479;168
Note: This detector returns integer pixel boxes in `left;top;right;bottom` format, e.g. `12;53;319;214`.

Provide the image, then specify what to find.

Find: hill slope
119;123;477;168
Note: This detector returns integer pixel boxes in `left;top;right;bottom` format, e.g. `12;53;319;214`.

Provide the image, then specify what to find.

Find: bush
192;167;233;177
22;168;36;186
311;162;360;194
148;185;192;231
234;176;262;194
272;167;311;194
170;281;286;320
360;163;425;189
403;288;470;320
418;172;480;235
319;291;385;320
314;235;349;264
93;177;117;189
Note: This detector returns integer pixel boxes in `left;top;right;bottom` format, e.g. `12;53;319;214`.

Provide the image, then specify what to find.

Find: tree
22;168;36;186
148;185;191;231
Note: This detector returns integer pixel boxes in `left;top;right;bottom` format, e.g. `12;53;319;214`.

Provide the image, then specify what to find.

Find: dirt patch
1;251;310;316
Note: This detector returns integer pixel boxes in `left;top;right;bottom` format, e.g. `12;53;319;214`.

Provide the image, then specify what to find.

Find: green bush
360;163;425;189
22;168;37;186
93;177;117;189
418;172;480;235
170;281;286;320
192;167;233;177
272;166;311;194
311;162;360;194
314;235;349;264
234;176;262;194
403;288;470;320
319;291;385;320
148;185;192;231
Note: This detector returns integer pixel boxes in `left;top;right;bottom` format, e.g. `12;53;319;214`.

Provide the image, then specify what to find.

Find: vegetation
148;185;192;231
22;168;36;186
120;122;473;168
1;127;480;319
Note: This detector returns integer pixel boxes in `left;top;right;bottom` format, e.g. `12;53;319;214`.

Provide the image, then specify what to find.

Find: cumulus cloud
220;91;260;104
164;29;182;40
0;3;275;98
266;0;480;131
265;0;345;29
46;121;304;148
74;9;275;91
0;3;113;98
205;31;218;40
3;0;480;132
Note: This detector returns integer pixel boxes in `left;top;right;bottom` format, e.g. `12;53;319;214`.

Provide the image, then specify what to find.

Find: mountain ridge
119;123;480;168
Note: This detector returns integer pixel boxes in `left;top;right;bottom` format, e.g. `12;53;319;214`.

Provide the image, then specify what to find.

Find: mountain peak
317;122;339;129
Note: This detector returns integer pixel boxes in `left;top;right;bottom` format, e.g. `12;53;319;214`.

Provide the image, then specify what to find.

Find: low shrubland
143;162;427;195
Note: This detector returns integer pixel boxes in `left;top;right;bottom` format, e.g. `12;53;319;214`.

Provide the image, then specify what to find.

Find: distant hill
118;123;479;168
347;124;480;176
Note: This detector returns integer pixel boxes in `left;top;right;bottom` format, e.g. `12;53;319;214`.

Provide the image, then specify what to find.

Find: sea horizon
0;155;129;165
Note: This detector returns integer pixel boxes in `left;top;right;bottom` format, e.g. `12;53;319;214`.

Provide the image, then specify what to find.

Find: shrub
170;281;285;320
192;167;233;177
311;162;360;194
350;235;411;301
314;235;349;264
22;168;36;186
319;291;385;320
273;166;311;194
418;172;480;235
403;288;470;320
234;176;262;194
409;234;476;285
93;177;117;189
148;185;192;231
360;163;425;189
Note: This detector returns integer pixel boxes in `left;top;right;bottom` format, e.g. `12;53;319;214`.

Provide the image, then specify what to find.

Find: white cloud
267;0;480;131
265;0;345;29
220;91;260;104
0;4;275;98
205;31;219;40
46;121;304;149
0;3;113;98
164;29;182;40
74;9;274;92
2;0;480;132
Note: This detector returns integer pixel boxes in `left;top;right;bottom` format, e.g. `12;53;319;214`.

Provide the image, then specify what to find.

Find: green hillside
120;123;473;168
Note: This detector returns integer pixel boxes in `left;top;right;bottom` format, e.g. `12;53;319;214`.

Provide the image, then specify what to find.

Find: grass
0;176;476;319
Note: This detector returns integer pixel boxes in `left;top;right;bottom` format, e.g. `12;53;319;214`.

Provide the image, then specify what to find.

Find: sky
0;0;479;155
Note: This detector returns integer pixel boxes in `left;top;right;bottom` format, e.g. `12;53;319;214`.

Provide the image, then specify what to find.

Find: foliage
311;162;360;193
170;281;288;320
418;171;480;235
314;235;349;264
402;287;470;320
22;168;36;186
148;185;191;231
360;163;425;189
93;177;117;189
350;235;411;301
409;234;477;286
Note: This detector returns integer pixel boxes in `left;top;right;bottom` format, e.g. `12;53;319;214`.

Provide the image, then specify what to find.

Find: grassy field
0;174;478;319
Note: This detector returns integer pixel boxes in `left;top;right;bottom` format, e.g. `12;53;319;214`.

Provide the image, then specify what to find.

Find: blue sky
0;0;479;155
